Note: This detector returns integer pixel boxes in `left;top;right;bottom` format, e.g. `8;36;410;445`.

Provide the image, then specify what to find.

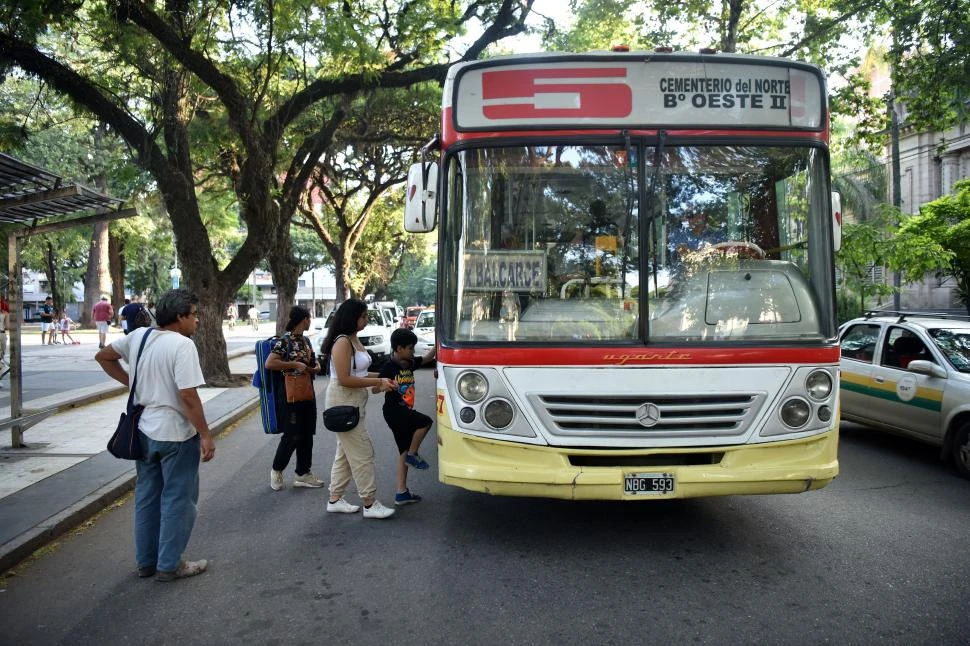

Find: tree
883;0;970;133
0;0;533;381
891;179;970;314
0;75;155;325
835;208;898;321
387;256;437;307
296;86;437;301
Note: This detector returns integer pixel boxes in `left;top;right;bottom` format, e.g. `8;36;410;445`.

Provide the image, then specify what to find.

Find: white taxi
839;312;970;478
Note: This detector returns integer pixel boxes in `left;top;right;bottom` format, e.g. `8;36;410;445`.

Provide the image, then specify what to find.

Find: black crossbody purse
322;338;360;432
107;329;153;459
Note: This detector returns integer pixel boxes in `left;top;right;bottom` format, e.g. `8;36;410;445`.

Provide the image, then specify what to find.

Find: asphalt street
0;370;968;645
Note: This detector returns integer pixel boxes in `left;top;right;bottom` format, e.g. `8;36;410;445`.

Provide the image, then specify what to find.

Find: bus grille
530;393;764;440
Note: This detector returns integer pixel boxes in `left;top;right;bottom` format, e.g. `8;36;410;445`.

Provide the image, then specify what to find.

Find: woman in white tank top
320;299;398;519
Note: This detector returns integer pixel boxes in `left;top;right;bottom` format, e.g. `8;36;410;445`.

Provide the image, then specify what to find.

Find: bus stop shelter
0;153;136;448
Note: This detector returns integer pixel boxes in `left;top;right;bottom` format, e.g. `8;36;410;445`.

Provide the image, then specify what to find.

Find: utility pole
887;91;902;311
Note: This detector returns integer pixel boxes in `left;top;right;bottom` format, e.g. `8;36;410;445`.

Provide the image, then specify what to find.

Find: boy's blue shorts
383;405;433;453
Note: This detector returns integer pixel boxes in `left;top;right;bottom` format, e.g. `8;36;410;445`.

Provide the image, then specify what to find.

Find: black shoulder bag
322;336;360;432
107;329;153;459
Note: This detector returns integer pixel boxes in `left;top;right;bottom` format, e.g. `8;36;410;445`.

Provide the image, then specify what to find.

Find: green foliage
351;193;433;297
835;207;898;321
387;256;437;307
235;284;262;304
892;179;970;311
831;140;888;224
885;0;970;132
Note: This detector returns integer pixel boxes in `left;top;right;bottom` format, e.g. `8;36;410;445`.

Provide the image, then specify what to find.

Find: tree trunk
43;239;61;312
719;0;744;53
82;164;112;329
266;230;301;337
108;229;126;323
334;251;352;301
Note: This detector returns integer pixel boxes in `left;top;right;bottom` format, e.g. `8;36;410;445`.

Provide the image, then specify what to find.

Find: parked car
413;307;435;342
403;306;424;329
370;300;402;328
305;316;329;349
838;311;970;478
413;332;435;357
313;308;391;367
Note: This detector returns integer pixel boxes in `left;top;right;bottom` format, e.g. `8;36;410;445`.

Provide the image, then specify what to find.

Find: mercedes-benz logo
635;403;662;428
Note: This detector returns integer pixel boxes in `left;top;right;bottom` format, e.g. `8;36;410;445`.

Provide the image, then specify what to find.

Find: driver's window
881;327;932;370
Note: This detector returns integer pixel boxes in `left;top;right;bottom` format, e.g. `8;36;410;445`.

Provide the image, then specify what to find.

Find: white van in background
370;301;403;328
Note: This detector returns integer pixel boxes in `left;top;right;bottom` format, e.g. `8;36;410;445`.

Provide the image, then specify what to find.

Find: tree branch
114;0;254;146
0;31;166;176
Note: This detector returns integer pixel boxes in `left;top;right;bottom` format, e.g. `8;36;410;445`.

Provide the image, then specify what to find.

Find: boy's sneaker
293;471;325;488
362;500;395;519
270;469;285;491
155;559;208;582
327;497;361;514
394;489;422;506
405;453;430;470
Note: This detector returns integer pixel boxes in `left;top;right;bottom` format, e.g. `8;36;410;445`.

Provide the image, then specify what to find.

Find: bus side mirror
405;162;438;233
831;191;842;252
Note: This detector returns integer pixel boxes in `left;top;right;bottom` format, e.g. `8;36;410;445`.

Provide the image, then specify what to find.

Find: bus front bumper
438;426;839;500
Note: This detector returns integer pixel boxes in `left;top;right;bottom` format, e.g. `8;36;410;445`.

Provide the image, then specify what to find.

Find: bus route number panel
624;472;676;496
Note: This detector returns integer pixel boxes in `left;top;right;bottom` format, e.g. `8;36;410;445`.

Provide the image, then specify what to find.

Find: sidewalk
0;348;260;573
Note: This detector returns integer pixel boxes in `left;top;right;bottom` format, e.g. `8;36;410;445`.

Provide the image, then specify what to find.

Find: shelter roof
0;152;123;224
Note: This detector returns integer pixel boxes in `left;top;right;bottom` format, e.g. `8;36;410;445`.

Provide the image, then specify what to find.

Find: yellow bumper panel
438;425;839;500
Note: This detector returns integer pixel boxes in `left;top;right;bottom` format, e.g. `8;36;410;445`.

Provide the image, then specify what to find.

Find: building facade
891;112;970;310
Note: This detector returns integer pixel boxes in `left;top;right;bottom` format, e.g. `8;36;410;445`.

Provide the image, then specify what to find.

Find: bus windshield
442;143;834;344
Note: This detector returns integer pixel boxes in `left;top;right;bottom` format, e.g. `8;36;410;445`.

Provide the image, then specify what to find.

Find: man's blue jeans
135;433;200;573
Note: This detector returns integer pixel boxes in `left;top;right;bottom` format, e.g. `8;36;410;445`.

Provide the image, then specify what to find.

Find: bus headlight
805;370;833;400
457;371;488;403
780;398;811;428
483;399;514;429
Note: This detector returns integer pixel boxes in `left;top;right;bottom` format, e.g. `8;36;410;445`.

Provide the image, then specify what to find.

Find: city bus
405;50;842;500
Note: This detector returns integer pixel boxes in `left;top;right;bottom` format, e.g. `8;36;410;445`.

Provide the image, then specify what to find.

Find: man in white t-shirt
95;288;215;582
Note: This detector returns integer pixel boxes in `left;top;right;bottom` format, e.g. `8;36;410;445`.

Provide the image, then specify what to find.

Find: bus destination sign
463;251;547;293
452;59;824;130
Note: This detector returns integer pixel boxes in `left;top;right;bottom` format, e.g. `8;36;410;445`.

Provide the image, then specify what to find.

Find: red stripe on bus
439;117;828;147
438;345;840;366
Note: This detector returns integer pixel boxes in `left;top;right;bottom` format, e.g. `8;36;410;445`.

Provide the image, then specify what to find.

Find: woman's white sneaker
326;497;361;514
362;500;395;519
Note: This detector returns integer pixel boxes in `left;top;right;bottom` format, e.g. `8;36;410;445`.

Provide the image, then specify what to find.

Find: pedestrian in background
95;288;215;582
40;296;55;345
264;306;325;491
248;305;259;331
59;311;79;345
120;297;146;335
226;303;237;331
321;298;398;519
92;295;113;349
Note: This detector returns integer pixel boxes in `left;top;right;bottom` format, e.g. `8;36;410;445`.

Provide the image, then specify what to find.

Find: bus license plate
624;472;675;495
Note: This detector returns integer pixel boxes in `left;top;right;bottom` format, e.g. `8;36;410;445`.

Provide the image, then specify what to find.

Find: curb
0;394;259;574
